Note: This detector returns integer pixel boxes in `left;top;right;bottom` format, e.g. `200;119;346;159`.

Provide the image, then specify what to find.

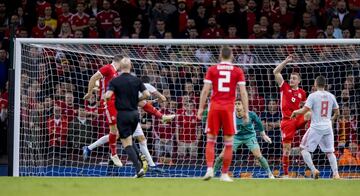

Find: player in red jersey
273;54;307;177
197;46;249;182
83;56;175;168
84;55;123;166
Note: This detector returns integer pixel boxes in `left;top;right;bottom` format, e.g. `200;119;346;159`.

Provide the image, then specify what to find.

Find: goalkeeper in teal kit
214;100;275;178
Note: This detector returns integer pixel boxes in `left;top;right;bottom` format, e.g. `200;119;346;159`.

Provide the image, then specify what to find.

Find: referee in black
105;57;150;178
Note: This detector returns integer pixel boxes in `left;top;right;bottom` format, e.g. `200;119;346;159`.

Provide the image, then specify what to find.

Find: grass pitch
0;177;359;196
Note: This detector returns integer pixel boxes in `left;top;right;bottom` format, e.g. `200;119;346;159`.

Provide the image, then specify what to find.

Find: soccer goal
11;38;359;178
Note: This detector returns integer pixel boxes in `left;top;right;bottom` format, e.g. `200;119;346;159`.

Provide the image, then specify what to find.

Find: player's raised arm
273;54;293;86
239;84;249;123
197;82;211;120
84;72;103;99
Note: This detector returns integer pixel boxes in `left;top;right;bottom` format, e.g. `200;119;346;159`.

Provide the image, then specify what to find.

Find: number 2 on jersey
218;71;231;92
321;101;329;117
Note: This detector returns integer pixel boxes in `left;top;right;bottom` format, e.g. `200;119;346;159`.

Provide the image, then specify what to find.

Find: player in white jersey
291;76;340;179
133;76;169;171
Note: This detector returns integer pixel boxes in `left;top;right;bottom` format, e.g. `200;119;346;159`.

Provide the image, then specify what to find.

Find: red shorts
280;115;307;144
206;103;235;136
104;100;117;126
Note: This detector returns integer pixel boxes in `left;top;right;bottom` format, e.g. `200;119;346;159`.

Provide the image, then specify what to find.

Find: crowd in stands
0;0;359;167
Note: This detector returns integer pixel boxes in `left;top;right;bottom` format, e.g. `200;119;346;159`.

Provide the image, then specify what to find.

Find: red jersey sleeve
236;67;246;86
98;65;110;77
279;81;290;92
301;89;307;102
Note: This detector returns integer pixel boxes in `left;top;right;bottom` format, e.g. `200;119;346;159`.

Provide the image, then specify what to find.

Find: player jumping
197;46;249;182
213;100;274;179
83;56;174;168
291;76;340;179
273;54;307;178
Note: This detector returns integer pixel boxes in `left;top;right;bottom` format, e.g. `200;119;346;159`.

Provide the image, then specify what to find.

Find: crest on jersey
291;97;296;103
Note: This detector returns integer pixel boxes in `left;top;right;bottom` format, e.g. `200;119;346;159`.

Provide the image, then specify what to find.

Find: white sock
88;135;109;150
327;153;339;176
301;150;317;172
139;140;156;167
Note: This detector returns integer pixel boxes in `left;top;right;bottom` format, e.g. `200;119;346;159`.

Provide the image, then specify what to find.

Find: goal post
12;38;360;178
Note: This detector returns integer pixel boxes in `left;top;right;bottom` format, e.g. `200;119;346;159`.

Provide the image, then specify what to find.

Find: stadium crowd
0;0;359;168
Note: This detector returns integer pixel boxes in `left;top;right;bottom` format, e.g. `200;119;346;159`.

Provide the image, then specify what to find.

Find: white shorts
133;123;144;137
300;128;334;153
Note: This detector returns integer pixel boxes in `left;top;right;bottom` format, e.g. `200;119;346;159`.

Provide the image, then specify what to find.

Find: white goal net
13;39;359;178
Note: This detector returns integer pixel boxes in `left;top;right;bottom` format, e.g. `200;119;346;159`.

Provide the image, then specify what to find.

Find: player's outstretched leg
203;135;216;181
139;101;175;123
326;152;340;179
83;134;110;160
301;149;319;179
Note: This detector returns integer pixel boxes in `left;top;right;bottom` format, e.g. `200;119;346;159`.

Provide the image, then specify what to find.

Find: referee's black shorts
116;110;139;139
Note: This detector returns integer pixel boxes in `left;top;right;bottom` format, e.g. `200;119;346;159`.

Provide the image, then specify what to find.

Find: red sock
222;141;233;174
143;102;163;119
109;132;117;156
282;155;289;175
206;138;216;168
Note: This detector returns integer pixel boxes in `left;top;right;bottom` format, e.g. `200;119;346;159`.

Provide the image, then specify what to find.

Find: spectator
58;22;73;38
169;0;189;35
188;27;199;39
31;16;52;38
248;85;265;114
153;100;176;165
96;0;119;32
0;49;8;90
70;3;90;32
325;25;335;38
260;99;281;160
179;18;196;38
249;23;267;39
68;107;94;155
217;0;241;33
331;17;343;38
36;0;51;17
193;4;208;35
195;46;212;63
225;24;239;39
106;17;127;38
136;0;152;31
84;17;104;38
130;19;148;38
47;104;69;161
339;143;360;166
56;91;76;122
86;0;101;17
342;29;351;38
54;0;64;17
74;29;84;38
176;101;200;160
246;0;258;36
337;104;357;147
330;0;352;30
153;19;166;38
150;1;167;34
272;22;285;39
44;6;57;31
57;2;72;28
200;17;224;38
296;12;318;38
298;28;308;39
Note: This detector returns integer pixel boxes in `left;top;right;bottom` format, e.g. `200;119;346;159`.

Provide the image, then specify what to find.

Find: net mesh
18;41;359;178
